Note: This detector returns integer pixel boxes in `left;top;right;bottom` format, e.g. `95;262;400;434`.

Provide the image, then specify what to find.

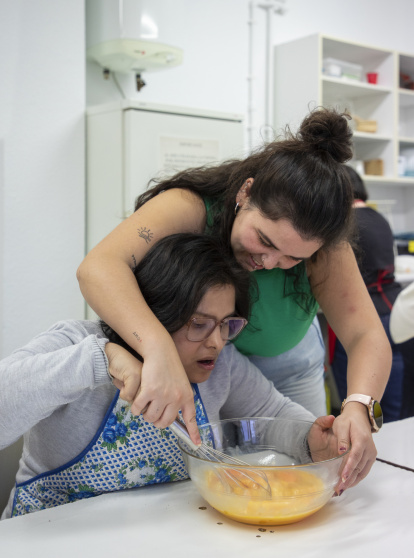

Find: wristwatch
341;394;383;433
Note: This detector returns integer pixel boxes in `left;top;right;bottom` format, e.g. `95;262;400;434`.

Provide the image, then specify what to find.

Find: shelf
399;137;414;146
274;34;414;231
363;175;414;187
322;36;394;74
322;76;392;99
323;36;391;60
399;89;414;107
353;131;392;142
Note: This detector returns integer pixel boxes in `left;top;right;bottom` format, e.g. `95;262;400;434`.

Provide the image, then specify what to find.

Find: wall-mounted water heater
86;0;183;90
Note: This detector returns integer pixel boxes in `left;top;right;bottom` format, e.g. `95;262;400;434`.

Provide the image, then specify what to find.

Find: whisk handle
170;420;201;452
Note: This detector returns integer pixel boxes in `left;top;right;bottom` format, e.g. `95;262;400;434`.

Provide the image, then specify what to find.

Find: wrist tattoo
131;254;137;267
132;331;142;343
137;227;154;244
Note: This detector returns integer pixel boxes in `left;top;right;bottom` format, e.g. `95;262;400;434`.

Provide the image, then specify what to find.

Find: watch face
373;400;383;430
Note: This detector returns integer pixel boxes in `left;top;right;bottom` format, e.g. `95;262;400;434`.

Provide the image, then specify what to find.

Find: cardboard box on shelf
364;159;384;176
353;115;377;133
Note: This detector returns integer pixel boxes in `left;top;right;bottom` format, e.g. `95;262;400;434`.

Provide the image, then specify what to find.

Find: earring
234;202;240;216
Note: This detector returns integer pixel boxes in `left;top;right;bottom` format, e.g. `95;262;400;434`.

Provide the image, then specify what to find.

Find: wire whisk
171;419;272;497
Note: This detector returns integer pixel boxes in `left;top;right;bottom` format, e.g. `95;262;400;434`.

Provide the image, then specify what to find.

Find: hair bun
298;108;353;163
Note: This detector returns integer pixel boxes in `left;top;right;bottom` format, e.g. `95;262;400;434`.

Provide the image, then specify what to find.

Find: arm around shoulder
76;188;206;355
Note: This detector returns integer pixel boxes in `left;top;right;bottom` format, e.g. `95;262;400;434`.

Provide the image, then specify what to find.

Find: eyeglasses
186;317;248;342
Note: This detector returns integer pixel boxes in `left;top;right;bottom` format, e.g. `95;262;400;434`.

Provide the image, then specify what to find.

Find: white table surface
375;417;414;470
1;420;413;558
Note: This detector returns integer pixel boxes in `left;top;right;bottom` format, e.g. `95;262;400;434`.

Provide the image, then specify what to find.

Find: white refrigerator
86;99;245;317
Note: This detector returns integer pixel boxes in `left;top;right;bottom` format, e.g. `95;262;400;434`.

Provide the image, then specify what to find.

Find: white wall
0;1;86;358
0;0;85;515
86;0;249;116
272;0;414;49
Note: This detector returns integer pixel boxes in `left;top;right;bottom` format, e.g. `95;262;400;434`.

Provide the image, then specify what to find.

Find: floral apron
12;384;209;517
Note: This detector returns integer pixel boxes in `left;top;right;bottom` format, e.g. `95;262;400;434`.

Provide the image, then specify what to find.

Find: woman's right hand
133;338;200;445
105;341;201;446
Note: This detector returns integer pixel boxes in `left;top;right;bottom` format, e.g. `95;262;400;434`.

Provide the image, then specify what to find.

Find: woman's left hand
307;415;338;463
105;342;143;404
331;403;377;493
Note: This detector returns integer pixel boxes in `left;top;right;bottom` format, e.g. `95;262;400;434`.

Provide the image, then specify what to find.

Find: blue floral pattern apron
12;384;209;517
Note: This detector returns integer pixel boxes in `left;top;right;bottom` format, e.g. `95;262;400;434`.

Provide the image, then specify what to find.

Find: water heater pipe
248;1;286;151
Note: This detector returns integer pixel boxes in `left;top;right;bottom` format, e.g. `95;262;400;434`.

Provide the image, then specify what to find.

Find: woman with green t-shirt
77;108;391;489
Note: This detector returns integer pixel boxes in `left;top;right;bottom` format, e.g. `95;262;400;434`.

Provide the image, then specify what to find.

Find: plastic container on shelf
366;72;378;84
323;57;363;81
398;156;407;176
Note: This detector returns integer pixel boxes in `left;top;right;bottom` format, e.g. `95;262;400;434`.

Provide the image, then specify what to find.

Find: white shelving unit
274;34;414;233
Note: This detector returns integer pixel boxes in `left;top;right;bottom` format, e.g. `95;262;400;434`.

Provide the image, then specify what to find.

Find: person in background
331;165;410;421
390;281;414;418
77;108;391;489
0;234;348;519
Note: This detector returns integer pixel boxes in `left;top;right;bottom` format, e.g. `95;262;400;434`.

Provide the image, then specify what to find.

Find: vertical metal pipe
264;4;271;143
247;1;255;153
257;1;287;144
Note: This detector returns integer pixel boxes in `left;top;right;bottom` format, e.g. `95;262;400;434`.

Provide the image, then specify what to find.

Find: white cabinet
86;100;244;253
274;34;414;232
86;101;244;319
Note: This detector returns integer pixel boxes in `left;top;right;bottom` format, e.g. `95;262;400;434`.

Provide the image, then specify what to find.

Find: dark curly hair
136;107;354;251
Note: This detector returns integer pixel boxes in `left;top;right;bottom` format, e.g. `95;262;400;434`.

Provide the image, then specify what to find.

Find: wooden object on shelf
364;159;384;176
353;115;377;133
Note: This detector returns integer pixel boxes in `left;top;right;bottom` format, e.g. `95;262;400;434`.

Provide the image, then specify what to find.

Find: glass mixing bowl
177;417;348;526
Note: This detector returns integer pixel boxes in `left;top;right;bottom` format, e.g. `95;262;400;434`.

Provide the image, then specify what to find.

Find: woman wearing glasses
1;234;342;519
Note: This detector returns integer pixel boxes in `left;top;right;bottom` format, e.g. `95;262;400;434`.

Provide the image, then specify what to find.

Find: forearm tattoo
132;331;142;343
131;254;137;267
137;227;154;244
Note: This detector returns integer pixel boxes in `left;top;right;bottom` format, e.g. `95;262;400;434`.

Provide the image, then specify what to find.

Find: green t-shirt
233;266;318;357
203;196;318;357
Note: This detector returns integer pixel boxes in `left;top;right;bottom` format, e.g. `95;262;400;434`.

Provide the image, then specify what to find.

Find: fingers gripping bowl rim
177;417;350;526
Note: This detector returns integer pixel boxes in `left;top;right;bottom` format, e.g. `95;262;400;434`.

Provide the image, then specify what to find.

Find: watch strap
341;393;382;433
341;394;371;409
